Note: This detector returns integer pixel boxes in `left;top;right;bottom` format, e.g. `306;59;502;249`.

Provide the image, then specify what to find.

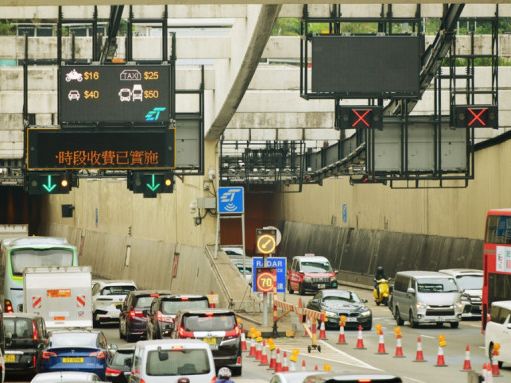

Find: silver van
129;339;216;383
391;271;462;328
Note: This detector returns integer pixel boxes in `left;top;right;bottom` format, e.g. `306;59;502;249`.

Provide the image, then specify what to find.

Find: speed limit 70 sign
255;267;277;293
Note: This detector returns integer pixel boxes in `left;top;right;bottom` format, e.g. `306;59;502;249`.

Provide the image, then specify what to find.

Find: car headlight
359;310;371;317
325;311;337;318
330;276;337;282
460;294;470;302
416;302;428;311
304;277;312;282
455;300;464;312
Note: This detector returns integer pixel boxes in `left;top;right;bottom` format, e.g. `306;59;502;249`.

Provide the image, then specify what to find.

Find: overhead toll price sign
252;257;286;293
452;105;498;129
256;228;277;255
217;186;244;214
27;128;175;170
336;106;383;130
59;65;171;124
255;267;277;294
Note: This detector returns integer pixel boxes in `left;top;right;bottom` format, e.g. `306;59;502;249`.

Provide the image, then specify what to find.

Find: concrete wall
279;221;483;284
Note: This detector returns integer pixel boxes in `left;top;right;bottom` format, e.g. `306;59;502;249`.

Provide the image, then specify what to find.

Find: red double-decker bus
482;209;511;329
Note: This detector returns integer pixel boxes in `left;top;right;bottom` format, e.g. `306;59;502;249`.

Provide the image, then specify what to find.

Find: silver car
92;280;137;326
32;372;101;383
391;271;462;328
439;268;483;319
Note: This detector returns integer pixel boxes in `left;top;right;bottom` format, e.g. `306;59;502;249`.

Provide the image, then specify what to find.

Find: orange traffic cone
491;358;501;377
249;338;256;357
260;342;268;366
268;349;276;370
355;325;366;349
240;332;247;352
255;341;262;361
281;352;289;372
414;336;425;362
461;345;472;371
394;335;405;358
337;322;347;345
376;332;387;355
275;348;282;372
319;313;327;340
435;346;447;367
314;364;319;371
301;359;307;371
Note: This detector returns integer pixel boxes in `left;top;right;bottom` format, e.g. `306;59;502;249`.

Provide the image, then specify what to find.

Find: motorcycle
373;278;391;306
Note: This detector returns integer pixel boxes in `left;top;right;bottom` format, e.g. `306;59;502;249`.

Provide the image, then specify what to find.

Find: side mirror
124;357;133;367
334;270;339;274
5;335;12;347
108;343;118;352
142;309;149;315
37;343;45;350
407;287;416;295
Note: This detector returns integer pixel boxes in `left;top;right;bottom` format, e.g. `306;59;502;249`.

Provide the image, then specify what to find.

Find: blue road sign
252;257;287;293
218;186;244;214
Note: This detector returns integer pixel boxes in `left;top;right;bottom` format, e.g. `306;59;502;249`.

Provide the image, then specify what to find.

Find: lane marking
404;376;427;383
419;335;435;339
319;340;382;371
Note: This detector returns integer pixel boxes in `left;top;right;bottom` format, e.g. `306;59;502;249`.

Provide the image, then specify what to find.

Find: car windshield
4;318;33;339
101;285;136;296
417;278;459;293
183;314;236;332
300;261;332;272
11;248;73;276
323;292;361;303
146;349;210;376
50;333;97;348
112;350;133;368
161;299;209;315
135;296;157;308
456;275;483;290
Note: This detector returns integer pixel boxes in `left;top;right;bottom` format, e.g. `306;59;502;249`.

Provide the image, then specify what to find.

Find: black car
147;295;210;340
303;373;402;383
105;345;134;383
306;289;372;330
172;309;242;376
4;313;48;375
119;290;171;342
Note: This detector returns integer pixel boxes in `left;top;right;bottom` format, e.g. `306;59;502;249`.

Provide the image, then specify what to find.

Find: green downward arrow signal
146;174;161;192
42;175;57;192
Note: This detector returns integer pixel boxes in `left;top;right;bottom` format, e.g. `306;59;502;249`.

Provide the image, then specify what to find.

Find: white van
129;339;216;383
485;300;511;368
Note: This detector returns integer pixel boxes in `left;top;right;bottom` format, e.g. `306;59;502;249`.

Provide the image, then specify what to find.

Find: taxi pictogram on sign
255;267;277;293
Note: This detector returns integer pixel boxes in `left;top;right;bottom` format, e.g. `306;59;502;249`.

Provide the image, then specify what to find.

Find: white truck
23;266;92;329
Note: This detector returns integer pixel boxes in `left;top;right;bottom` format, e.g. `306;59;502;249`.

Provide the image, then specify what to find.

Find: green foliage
0;21;16;35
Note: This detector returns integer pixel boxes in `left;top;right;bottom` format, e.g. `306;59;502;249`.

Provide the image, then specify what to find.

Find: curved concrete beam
205;4;281;141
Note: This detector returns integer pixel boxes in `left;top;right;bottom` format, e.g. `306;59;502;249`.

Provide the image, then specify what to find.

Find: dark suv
172;309;242;376
147;295;210;340
4;313;48;375
119;290;171;342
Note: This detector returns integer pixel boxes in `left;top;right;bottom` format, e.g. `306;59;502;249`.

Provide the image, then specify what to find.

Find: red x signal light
452;105;498;129
336;106;383;130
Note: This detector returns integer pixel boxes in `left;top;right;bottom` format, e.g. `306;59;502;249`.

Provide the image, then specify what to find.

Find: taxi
287;255;338;295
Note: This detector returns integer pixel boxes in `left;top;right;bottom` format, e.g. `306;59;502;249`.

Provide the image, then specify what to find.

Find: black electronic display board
59;65;171;124
311;36;421;97
27;129;175;170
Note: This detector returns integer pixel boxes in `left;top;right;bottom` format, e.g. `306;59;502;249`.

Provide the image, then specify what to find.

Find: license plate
347;317;358;322
317;284;326;289
5;354;16;363
203;337;217;346
62;357;84;363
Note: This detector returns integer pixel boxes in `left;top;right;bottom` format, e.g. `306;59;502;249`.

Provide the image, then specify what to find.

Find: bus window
486;215;511;244
11;249;74;276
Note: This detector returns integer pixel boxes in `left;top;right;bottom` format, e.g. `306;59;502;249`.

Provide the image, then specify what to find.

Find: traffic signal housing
336;106;383;130
451;105;498;128
26;171;75;195
127;171;174;198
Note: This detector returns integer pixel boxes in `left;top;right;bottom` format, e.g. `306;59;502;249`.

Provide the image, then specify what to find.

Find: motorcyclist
374;266;388;299
216;367;235;383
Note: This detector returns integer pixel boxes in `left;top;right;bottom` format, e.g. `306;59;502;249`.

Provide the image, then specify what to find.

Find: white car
131;339;216;383
485;300;511;368
270;372;326;383
119;88;132;102
68;90;80;101
231;259;252;286
65;69;83;82
439;268;483;319
32;372;101;383
221;246;244;259
92;280;137;326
